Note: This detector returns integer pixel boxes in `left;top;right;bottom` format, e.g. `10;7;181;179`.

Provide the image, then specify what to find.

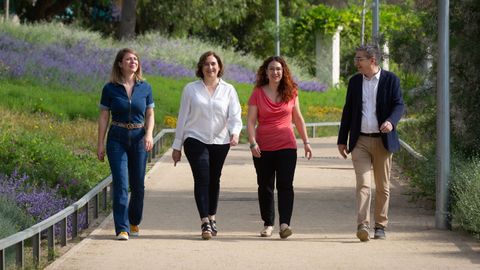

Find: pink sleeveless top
248;87;297;151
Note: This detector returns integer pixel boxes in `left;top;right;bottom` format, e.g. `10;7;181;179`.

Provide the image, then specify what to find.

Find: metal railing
305;121;425;160
0;124;423;269
0;129;175;270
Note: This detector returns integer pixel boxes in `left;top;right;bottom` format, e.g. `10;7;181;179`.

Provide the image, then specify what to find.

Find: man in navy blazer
337;44;404;242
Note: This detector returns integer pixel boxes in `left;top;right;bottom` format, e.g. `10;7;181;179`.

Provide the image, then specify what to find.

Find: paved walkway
47;137;479;270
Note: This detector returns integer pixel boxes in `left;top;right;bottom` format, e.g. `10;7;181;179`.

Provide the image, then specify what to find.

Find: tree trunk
116;0;137;40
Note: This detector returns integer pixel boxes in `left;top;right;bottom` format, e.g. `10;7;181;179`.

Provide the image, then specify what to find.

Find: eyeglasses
353;57;369;63
267;67;283;72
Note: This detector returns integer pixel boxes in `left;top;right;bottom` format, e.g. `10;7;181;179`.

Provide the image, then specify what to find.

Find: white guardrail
0;123;423;269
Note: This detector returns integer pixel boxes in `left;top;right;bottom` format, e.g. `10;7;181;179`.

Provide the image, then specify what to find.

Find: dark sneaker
374;226;386;240
279;226;293;239
210;220;218;236
201;222;212;240
356;224;370;242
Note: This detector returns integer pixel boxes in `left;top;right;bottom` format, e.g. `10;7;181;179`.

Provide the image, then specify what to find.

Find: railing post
110;183;114;206
32;232;41;267
15;241;24;269
72;210;78;238
47;225;55;261
85;202;90;228
94;194;99;219
102;187;108;210
60;218;67;246
1;249;4;270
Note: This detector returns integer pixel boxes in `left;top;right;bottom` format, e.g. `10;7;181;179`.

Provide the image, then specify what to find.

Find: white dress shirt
172;79;243;150
361;69;381;133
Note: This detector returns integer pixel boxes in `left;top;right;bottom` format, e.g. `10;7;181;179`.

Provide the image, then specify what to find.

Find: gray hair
356;44;382;65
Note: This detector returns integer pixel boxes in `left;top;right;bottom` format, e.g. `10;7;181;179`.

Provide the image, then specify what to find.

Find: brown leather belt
111;121;144;129
360;132;381;137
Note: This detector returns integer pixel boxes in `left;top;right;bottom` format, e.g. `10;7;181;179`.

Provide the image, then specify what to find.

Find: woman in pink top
247;56;312;239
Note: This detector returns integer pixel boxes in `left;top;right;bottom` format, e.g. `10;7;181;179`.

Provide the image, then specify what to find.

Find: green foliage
0;195;34;238
449;0;480;155
0;79;100;121
0;128;108;199
288;3;427;77
451;157;480;235
0;107;109;199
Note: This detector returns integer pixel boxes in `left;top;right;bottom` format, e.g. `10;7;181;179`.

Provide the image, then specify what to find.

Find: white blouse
172;79;243;150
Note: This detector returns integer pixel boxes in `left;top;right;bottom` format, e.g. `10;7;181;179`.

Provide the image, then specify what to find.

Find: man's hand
337;144;349;159
380;120;393;133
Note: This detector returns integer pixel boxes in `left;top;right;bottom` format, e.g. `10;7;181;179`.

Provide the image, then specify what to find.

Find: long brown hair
109;48;143;84
255;56;297;102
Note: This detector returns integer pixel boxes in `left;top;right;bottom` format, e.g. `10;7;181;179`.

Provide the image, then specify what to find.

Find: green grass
0;76;346;127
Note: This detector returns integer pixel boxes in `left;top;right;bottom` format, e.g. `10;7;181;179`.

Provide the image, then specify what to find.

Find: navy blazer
337;70;405;153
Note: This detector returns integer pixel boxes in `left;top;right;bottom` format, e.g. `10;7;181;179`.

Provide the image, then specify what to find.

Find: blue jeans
183;137;230;219
107;125;147;235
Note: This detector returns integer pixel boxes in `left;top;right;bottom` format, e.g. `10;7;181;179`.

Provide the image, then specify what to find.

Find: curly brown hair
255;56;297;102
195;51;224;79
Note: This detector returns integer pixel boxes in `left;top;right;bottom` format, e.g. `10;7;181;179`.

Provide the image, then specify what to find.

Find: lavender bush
0;22;328;92
0;170;87;237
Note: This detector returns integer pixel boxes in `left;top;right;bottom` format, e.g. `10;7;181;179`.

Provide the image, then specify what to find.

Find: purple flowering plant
0;32;327;92
0;170;87;237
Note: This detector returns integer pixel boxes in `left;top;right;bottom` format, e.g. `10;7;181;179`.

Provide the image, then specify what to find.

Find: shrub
451;157;480;236
0;195;34;238
0;171;87;238
0;122;108;199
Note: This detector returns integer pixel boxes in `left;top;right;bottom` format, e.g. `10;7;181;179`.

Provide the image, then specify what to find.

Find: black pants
253;149;297;226
184;137;230;219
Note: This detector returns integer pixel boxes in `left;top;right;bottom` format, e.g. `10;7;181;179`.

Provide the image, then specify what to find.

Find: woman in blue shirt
97;48;155;240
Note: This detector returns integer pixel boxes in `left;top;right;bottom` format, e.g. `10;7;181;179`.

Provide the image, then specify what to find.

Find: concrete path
47;137;479;270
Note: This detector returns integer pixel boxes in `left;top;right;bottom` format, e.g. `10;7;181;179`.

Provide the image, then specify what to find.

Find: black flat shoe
210;220;217;236
201;222;212;240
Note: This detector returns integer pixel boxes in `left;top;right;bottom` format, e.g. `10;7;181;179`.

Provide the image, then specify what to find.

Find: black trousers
253;149;297;226
184;137;230;219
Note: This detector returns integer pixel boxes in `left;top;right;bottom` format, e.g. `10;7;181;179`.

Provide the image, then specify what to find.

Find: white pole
436;0;450;230
361;0;366;45
372;0;379;45
275;0;280;56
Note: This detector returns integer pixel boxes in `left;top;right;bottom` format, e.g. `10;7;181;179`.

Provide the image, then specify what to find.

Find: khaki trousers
351;135;392;228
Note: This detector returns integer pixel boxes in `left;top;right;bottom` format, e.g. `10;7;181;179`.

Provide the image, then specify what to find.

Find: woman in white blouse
172;51;243;240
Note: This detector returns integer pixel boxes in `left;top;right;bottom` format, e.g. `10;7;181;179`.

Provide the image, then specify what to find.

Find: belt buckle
126;123;134;129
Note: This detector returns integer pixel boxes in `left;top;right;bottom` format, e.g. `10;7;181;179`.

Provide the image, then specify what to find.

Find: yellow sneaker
116;231;129;241
130;225;139;236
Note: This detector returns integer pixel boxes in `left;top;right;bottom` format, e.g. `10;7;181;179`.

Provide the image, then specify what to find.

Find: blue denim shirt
99;81;155;124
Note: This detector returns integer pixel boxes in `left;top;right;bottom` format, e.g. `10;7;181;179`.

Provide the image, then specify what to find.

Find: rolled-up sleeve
99;85;110;110
146;85;155;108
172;86;191;150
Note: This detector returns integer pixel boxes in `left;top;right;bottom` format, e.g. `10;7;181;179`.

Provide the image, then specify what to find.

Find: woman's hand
230;134;239;146
250;143;261;158
304;143;313;160
97;143;105;162
172;149;182;166
144;134;153;152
